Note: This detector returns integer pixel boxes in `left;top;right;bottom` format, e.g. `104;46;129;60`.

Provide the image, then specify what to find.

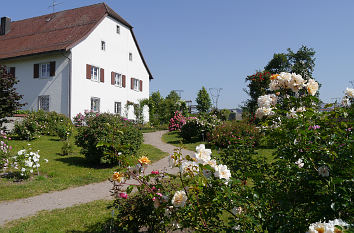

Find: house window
132;78;139;91
91;66;100;82
40;63;50;78
116;25;120;34
101;41;106;51
38;95;49;111
129;52;133;61
91;97;100;112
114;102;121;115
115;73;122;87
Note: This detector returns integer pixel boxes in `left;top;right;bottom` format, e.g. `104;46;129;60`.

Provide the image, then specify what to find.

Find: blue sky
2;0;354;109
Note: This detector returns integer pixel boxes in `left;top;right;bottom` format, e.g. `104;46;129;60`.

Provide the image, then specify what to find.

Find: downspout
61;51;72;118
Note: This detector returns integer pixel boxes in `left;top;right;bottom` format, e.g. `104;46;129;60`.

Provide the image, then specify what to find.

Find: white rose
341;97;351;107
269;80;280;91
295;158;304;168
278;72;292;88
306;79;319;96
171;190;188;207
344;87;354;98
193;144;211;163
214;164;231;180
289;73;306;92
180;161;199;175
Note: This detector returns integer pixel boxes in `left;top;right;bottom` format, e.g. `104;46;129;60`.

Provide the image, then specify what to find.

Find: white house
0;3;153;121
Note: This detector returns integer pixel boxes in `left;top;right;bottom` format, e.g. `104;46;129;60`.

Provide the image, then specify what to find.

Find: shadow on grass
66;218;122;233
55;156;110;169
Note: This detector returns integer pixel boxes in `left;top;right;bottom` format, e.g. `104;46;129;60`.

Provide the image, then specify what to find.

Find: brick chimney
0;17;11;35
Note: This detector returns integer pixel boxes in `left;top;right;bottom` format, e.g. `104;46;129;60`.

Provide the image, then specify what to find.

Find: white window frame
91;66;100;82
101;41;106;51
114;101;121;115
38;95;50;111
114;73;122;87
91;97;100;112
132;78;140;91
129;52;133;61
39;63;50;78
116;25;120;34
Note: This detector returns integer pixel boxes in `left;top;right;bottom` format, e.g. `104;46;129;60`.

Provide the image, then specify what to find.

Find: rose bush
251;72;353;232
75;112;142;165
109;146;264;232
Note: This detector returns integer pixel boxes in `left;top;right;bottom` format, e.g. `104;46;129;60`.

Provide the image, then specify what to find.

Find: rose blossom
172;190;188;207
214;164;231;180
344;87;354;98
306;79;319;96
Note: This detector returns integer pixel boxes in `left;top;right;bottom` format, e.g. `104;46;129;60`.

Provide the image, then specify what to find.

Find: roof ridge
11;3;105;23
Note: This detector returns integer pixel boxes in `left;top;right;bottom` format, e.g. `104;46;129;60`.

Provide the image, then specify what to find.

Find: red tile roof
0;3;153;79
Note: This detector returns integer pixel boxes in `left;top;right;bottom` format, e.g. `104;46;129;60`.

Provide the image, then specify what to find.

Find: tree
196;86;211;113
287;45;316;80
0;65;24;127
265;45;316;80
264;53;290;74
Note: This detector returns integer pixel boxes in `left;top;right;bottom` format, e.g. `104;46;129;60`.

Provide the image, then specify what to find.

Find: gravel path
0;130;194;226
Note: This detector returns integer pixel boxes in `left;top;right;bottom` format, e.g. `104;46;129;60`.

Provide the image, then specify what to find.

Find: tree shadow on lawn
55;156;112;169
67;218;115;233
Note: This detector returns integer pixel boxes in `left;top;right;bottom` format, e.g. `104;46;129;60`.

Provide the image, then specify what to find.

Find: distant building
0;3;152;120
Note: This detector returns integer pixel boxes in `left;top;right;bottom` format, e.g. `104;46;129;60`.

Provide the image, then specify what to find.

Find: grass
0;200;113;233
161;131;207;152
0;136;168;202
162;131;275;160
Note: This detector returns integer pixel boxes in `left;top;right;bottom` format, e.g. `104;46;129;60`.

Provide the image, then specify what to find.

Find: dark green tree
287;45;316;80
264;53;290;74
0;65;24;128
196;86;211;113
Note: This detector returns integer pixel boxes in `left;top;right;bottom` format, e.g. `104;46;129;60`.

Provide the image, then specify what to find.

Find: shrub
0;130;12;170
110;147;263;232
168;111;186;131
12;111;73;140
207;121;260;149
180;114;221;142
75;113;143;165
13;117;38;140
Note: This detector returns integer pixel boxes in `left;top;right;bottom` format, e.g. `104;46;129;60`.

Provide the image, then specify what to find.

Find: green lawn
0;200;113;233
161;131;208;152
0;136;168;202
162;131;275;160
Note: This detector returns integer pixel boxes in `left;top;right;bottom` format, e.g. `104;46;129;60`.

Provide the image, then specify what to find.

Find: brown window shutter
50;61;56;76
86;64;91;79
9;67;15;77
34;64;39;78
111;72;115;85
100;68;104;82
131;78;134;90
122;75;126;88
139;80;143;92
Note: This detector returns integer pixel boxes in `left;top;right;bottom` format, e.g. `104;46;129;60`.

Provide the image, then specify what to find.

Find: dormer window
129;52;133;61
116;25;120;34
101;41;106;51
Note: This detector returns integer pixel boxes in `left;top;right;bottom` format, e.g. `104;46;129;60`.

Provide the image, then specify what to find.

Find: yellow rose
112;172;124;182
270;74;279;80
138;156;151;165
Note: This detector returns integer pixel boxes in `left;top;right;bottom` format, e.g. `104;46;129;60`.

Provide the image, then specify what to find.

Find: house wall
1;53;70;116
71;15;150;121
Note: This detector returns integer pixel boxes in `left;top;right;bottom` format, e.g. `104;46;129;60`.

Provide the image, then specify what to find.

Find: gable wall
1;53;70;116
71;15;150;120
